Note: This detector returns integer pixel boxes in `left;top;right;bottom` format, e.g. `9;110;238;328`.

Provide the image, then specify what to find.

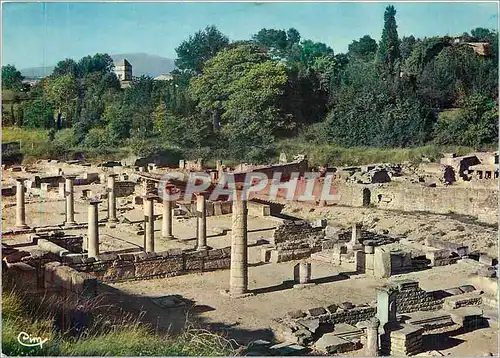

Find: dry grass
2;286;241;356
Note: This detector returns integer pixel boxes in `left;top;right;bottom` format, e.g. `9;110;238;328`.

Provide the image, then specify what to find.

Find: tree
53;58;78;77
286;28;301;47
43;74;78;128
400;35;416;61
152;101;167;134
2;65;24;91
433;94;498;147
348;35;378;60
175;25;230;74
190;44;288;160
22;99;53;129
76;53;114;78
377;5;401;72
252;28;289;58
295;40;334;68
471;27;494;42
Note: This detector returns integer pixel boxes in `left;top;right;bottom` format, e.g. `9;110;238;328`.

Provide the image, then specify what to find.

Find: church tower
114;58;132;81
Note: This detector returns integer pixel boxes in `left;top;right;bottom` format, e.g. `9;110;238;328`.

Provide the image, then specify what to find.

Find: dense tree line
2;6;498;162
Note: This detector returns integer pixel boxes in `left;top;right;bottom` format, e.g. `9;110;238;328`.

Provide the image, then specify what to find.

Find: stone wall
274;220;324;248
268;220;325;263
333;182;497;224
70;247;231;283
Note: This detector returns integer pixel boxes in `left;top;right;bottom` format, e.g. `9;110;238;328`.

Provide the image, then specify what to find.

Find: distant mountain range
20;53;175;79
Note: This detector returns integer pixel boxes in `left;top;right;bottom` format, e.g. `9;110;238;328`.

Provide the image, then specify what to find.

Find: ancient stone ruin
2;152;498;356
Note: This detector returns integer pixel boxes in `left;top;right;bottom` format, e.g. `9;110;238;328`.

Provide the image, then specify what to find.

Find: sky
2;1;499;69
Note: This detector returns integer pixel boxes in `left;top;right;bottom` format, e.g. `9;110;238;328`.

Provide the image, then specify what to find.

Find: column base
15;223;29;229
196;245;209;251
293;282;316;289
162;234;175;240
106;221;117;228
220;289;254;299
63;221;77;227
107;217;119;223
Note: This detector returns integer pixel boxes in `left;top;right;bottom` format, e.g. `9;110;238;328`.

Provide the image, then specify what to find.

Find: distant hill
20;53;175;79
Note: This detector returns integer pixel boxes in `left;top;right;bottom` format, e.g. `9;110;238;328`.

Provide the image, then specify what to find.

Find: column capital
107;173;119;178
15;177;26;182
89;199;102;205
64;174;77;179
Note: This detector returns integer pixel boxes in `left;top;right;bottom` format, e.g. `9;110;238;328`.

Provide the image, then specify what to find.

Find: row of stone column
141;191;207;252
15;174;249;298
140;184;249;297
13;173;119;229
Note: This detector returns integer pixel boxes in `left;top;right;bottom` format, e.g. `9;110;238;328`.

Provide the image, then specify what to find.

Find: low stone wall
270;247;322;263
71;247;231;283
115;181;136;197
44;262;98;296
45;235;84;253
393;280;443;314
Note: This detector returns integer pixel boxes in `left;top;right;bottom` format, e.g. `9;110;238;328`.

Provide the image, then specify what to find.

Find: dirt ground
282;201;498;257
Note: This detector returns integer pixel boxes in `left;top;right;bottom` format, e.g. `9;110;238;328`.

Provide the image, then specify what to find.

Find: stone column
107;174;118;222
87;199;101;258
348;222;362;250
230;190;248;296
216;160;224;180
64;175;77;226
15;178;28;228
143;194;157;253
162;189;174;239
196;193;208;250
365;317;380;356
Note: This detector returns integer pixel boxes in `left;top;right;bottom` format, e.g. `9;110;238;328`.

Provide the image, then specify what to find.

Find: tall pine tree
377;5;401;73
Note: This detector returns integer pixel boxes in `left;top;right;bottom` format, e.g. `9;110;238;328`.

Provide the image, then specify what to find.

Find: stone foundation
70;247;232;282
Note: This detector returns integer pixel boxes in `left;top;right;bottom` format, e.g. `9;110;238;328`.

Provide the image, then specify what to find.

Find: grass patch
277;139;480;167
2;288;241;356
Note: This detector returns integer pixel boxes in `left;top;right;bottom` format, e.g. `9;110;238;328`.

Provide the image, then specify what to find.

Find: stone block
479;254;494;266
205;202;215;217
287;310;306;319
354;250;365;273
478;265;496;278
326;304;339;314
374;247;392;278
297;318;320;333
213;202;223;216
425;238;469;257
443;292;482;309
315;334;357;354
308;307;327;317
